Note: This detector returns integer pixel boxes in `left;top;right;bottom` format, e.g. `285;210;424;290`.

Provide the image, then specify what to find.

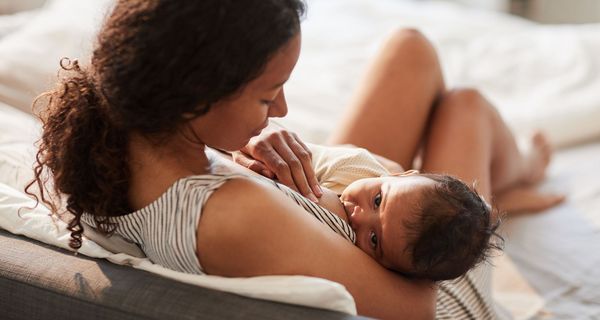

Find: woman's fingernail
308;193;319;203
314;184;323;197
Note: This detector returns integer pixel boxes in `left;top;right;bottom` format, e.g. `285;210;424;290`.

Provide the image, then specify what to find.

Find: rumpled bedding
1;0;600;318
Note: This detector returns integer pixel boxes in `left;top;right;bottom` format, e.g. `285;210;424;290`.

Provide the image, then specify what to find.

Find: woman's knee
437;88;492;121
382;28;441;74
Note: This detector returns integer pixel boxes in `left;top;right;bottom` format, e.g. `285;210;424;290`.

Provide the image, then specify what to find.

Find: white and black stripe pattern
81;173;356;273
436;262;496;319
82;174;246;274
265;179;356;244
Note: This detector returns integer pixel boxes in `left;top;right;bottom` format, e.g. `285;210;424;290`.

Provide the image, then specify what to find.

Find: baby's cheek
383;242;413;272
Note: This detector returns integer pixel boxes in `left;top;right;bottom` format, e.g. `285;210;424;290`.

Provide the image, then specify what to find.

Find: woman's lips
252;120;269;136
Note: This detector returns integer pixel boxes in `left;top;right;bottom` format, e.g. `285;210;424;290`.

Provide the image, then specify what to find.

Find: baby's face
340;174;436;273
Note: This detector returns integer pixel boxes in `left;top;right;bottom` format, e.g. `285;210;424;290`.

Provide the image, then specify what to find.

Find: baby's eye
369;231;378;249
373;192;382;208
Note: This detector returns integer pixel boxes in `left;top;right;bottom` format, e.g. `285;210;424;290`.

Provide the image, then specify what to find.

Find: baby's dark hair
402;174;503;281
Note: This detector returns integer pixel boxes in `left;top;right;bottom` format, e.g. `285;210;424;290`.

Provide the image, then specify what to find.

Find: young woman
28;1;561;319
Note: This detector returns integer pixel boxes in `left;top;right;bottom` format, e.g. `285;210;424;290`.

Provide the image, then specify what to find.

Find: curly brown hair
25;0;306;250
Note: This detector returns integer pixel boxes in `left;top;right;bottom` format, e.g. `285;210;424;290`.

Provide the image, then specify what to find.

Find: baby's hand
371;153;404;173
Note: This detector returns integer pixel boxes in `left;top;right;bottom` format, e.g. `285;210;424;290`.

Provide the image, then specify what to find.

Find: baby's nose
347;205;366;231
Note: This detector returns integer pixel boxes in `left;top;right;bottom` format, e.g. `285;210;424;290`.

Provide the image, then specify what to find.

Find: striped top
81;173;355;274
264;177;356;244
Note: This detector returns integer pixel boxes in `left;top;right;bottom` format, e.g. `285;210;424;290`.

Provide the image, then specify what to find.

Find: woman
28;1;560;319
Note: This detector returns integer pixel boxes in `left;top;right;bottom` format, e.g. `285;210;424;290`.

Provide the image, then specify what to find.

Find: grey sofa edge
0;229;369;320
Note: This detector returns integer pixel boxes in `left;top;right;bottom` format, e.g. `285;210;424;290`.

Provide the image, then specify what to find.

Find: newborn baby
309;144;500;281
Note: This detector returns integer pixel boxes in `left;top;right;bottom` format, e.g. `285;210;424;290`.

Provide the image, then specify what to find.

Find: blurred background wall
444;0;600;23
0;0;46;14
1;0;598;24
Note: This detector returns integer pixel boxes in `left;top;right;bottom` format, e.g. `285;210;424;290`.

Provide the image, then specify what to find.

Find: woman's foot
494;185;565;216
520;132;552;185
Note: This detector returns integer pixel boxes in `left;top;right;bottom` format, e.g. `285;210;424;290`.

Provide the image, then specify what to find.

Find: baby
308;143;500;281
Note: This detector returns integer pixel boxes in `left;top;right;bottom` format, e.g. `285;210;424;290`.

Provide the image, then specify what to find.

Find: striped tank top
81;173;355;274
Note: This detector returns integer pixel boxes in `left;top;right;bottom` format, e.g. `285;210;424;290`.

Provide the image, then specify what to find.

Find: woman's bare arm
196;177;436;320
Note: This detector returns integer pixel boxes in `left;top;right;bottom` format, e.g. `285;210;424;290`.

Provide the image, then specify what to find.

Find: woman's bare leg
421;88;564;212
420;89;495;201
328;29;445;170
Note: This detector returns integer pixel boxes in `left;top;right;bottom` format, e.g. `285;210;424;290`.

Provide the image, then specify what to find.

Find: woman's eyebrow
381;183;390;213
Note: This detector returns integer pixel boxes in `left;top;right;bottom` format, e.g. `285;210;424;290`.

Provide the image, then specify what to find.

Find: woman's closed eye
261;99;275;106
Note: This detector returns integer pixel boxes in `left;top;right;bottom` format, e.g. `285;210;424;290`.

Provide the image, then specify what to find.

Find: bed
1;0;599;319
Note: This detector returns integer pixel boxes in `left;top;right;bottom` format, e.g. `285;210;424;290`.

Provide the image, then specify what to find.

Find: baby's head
340;171;501;281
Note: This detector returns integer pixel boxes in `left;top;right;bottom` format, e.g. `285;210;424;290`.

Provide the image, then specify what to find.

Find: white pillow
0;103;38;191
0;102;147;257
0;0;112;114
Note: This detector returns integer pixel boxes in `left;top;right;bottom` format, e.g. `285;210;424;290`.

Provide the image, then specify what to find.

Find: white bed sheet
501;142;600;319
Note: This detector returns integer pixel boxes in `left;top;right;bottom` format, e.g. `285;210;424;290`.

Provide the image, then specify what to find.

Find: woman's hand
232;126;323;202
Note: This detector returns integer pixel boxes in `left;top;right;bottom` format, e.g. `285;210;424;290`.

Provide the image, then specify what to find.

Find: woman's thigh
421;89;494;201
327;28;445;169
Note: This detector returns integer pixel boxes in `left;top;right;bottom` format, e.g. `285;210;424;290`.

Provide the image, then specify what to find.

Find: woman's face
189;33;302;151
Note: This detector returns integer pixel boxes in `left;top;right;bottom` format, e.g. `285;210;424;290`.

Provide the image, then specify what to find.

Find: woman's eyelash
261;99;275;106
373;192;382;208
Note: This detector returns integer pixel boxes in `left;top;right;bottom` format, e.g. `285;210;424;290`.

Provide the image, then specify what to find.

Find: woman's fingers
289;132;322;197
269;134;319;202
232;151;275;178
236;127;321;202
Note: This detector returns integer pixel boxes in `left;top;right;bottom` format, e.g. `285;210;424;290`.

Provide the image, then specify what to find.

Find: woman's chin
209;141;247;153
211;131;260;152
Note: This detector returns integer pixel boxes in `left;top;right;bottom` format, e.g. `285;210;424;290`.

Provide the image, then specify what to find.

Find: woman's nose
268;90;288;118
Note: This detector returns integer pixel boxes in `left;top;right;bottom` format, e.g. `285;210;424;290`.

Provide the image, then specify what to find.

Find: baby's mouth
342;201;357;219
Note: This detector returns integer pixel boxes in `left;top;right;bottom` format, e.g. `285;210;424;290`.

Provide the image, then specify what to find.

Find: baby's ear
389;169;420;177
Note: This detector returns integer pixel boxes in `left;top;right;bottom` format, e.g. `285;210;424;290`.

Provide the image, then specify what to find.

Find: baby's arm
371;153;404;174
